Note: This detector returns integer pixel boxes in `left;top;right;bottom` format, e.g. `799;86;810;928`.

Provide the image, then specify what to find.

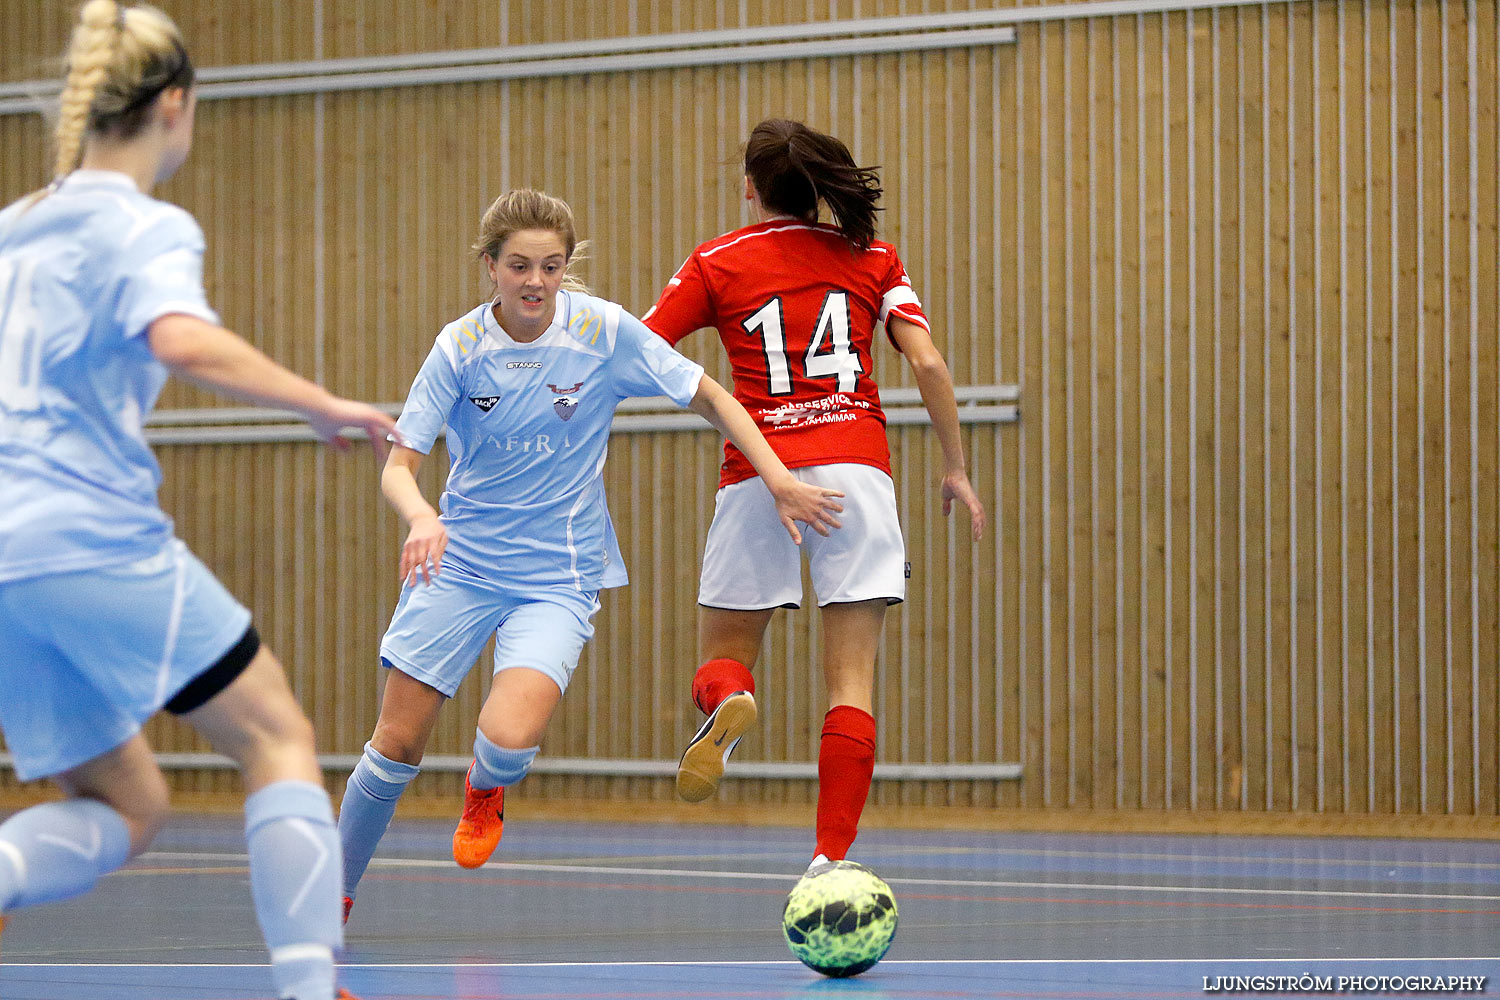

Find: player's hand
308;396;403;462
400;513;448;587
771;479;844;545
941;471;986;541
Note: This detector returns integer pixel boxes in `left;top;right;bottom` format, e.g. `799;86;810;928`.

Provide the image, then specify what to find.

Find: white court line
3;957;1497;969
146;840;1500;871
130;853;1500;905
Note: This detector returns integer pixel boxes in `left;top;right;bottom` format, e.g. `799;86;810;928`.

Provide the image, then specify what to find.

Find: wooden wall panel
3;0;1500;824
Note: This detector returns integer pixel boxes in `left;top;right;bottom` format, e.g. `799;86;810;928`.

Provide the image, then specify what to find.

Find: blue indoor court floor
1;814;1496;999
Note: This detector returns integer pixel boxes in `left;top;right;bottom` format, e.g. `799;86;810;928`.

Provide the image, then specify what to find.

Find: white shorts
379;561;599;697
697;463;906;610
0;540;252;781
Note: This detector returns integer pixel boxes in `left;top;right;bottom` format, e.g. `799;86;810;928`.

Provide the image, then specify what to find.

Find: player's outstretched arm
381;445;447;587
685;375;844;545
888;316;987;541
147;313;397;461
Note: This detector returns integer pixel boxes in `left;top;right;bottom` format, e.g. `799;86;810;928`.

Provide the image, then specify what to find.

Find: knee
476;717;546;750
274;711;317;756
231;693;316;760
370;718;427;766
115;775;171;855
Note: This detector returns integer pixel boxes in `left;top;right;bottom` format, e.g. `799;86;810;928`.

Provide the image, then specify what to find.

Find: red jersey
643;220;929;487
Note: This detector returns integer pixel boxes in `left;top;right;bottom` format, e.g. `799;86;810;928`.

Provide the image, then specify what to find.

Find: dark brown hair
743;118;882;250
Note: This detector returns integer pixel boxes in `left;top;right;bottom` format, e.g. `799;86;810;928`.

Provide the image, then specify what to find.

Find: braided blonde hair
472;189;592;295
52;1;193;182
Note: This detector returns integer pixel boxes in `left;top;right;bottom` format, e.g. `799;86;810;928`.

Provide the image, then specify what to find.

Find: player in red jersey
643;118;986;866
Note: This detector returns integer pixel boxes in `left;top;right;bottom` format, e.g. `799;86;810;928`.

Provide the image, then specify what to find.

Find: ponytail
48;1;194;188
744;118;882;251
54;0;121;181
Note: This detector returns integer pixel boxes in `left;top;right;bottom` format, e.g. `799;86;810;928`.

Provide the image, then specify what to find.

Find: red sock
815;705;876;861
691;658;755;715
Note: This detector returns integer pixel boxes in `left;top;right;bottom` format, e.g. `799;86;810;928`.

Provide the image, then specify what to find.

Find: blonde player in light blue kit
335;189;844;919
0;4;395;999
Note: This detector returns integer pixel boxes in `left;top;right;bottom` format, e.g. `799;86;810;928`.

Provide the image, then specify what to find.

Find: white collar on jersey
62;169;139;192
482;293;563;346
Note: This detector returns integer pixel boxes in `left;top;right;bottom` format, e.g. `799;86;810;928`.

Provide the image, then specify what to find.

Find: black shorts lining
165;625;261;715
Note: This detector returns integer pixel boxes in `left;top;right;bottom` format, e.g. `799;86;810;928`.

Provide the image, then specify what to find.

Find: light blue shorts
378;563;599;698
0;539;252;781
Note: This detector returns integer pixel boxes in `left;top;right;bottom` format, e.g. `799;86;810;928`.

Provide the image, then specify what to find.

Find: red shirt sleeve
878;250;929;350
642;252;714;345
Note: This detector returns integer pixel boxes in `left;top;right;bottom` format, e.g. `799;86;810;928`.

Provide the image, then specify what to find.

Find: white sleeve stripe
604;300;622;349
883;285;921;308
879;285;924;327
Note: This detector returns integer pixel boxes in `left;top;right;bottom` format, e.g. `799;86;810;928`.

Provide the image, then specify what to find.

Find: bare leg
182;646;318;790
476;667;562;749
676;607;776;802
699;606;774;668
0;735;168;917
368;667;448;766
53;735;171;858
339;666;447;908
818;599;885;714
183;645;343;1000
450;668;562;869
813;599;886;860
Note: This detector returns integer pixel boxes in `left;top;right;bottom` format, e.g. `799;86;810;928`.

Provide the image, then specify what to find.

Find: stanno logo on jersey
469;396;500;412
507;361;542;370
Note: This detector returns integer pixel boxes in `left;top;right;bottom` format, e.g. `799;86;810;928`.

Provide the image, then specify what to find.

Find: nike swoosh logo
714;733;727;747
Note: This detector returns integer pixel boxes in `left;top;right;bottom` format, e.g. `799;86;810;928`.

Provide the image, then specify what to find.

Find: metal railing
0;751;1020;782
142;385;1021;445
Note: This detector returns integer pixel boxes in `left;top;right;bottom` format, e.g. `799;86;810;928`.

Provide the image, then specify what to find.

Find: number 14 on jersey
743;290;863;396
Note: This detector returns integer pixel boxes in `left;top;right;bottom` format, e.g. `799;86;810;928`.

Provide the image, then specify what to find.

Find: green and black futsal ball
781;859;898;977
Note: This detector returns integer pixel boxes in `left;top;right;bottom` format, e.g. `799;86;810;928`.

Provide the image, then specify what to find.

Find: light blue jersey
0;170;219;585
395;290;704;591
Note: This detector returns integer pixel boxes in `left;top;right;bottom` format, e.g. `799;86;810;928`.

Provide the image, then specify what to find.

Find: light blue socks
468;729;538;790
0;799;132;912
245;780;342;1000
337;742;418;899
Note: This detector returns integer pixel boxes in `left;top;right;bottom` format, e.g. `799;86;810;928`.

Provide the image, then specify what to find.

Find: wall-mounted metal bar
140;386;1022;445
144;385;1020;427
0;752;1021;782
1;10;1029;101
0;0;1306;113
0;26;1015;115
